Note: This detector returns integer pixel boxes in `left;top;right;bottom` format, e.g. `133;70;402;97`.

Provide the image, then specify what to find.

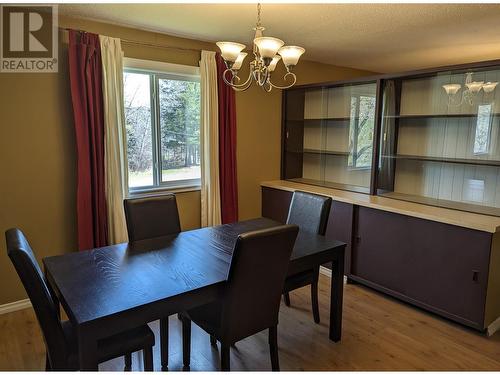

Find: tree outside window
124;70;201;191
348;95;376;169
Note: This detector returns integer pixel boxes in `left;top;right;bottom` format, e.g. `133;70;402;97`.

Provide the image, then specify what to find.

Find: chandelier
442;72;498;106
216;3;305;92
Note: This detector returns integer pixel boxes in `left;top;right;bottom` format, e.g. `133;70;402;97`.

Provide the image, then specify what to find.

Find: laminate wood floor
1;274;500;371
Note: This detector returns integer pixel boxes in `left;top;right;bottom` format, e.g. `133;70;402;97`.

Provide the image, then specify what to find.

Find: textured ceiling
58;3;500;73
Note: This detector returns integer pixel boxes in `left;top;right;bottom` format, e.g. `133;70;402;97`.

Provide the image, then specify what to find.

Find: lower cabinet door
351;206;411;295
261;187;293;223
352;206;491;329
324;201;354;272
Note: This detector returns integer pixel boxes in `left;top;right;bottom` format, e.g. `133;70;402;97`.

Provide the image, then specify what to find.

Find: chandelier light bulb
442;84;461;96
465;81;484;93
232;52;248;71
216;42;246;63
483;82;498;93
267;55;281;72
278;46;306;68
443;72;495;107
254;37;284;59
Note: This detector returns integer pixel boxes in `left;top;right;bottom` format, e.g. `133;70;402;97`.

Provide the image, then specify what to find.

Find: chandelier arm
222;68;254;90
257;68;269;86
446;92;463;107
230;82;254;92
268;72;297;90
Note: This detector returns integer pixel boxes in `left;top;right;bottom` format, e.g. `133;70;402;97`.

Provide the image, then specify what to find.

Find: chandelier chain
256;3;261;27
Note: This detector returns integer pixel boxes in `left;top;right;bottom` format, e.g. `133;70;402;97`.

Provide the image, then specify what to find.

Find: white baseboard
0;299;31;315
319;266;349;284
487;316;500;336
319;265;332;278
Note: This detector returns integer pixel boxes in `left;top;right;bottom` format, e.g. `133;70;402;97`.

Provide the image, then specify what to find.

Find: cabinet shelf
290;178;370;194
304;148;350;156
285;148;350;156
386;113;500;120
287;117;352;122
305;117;352;122
383;154;500;167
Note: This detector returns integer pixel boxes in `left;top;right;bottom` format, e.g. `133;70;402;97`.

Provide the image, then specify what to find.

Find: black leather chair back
5;228;68;368
286;191;332;235
221;224;299;343
124;194;181;242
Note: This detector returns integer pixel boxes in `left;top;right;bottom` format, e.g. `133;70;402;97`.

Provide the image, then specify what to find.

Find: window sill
127;184;201;198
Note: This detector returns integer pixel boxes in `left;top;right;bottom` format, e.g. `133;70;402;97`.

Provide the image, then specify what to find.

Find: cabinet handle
472;270;479;283
286;131;289;139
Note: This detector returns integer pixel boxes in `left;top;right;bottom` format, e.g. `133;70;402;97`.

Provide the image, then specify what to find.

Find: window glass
123;68;201;192
124;72;154;188
158;78;201;182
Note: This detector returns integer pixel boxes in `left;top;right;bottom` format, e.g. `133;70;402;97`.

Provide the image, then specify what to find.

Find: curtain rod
59;27;204;53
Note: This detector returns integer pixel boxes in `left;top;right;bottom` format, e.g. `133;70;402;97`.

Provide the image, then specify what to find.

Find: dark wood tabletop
43;217;346;370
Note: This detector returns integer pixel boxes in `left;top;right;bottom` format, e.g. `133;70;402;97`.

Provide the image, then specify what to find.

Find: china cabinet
274;60;500;332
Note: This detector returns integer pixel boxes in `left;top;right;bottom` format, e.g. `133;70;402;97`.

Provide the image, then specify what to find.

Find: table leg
78;329;99;370
329;248;345;342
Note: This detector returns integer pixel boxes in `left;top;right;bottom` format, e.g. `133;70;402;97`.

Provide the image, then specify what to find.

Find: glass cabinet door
283;81;377;194
377;67;500;216
302;87;329;186
323;83;376;192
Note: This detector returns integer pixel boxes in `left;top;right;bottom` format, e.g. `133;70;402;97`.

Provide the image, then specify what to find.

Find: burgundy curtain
68;30;108;250
216;53;238;224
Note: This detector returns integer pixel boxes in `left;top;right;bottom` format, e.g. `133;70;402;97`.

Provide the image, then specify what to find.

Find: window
348;95;376;168
474;104;493;155
123;60;201;192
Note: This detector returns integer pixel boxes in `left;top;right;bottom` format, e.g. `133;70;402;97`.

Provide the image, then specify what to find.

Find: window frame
123;58;201;195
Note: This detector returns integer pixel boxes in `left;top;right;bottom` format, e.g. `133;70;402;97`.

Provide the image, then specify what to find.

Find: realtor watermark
1;4;58;73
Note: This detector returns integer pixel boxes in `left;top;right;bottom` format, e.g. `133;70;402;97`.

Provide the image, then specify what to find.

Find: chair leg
124;353;132;371
45;353;51;371
283;293;291;307
220;342;230;371
210;335;217;346
311;267;320;324
269;326;279;371
143;346;153;371
160;317;169;369
182;316;191;368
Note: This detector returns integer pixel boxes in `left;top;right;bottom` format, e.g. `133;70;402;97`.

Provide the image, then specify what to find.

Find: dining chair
181;224;299;371
283;191;332;323
5;228;154;371
123;194;181;370
123;194;181;242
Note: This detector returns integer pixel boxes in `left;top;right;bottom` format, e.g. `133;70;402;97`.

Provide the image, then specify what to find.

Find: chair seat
62;321;155;368
284;268;316;292
183;301;222;338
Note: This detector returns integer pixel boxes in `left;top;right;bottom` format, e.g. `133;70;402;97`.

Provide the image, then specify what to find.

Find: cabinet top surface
261;180;500;234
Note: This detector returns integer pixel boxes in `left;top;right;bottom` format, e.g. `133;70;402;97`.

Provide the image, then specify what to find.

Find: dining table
42;217;346;370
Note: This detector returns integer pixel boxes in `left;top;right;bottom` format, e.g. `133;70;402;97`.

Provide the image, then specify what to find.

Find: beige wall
0;15;373;305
